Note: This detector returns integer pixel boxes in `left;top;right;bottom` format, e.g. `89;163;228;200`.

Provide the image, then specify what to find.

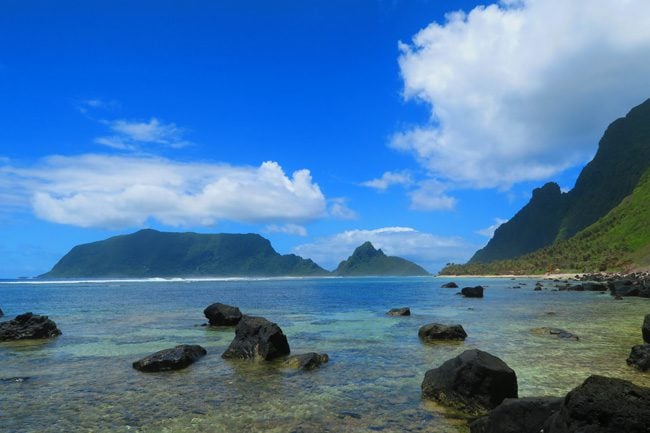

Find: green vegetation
41;229;329;278
442;167;650;275
334;241;430;276
470;98;650;263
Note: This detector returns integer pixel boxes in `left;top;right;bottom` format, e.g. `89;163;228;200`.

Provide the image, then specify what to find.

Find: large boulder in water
461;286;484;298
222;315;290;361
284;352;329;370
543;375;650;433
203;302;242;326
418;323;467;341
469;397;563;433
643;314;650;343
421;349;518;415
0;312;61;341
626;344;650;371
132;345;206;372
441;282;458;288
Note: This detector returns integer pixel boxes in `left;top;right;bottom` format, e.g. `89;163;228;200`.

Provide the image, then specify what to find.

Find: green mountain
442;166;650;275
334;242;430;276
470;98;650;263
41;229;329;278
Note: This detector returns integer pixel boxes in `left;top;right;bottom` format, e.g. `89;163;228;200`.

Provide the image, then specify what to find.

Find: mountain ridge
334;241;430;276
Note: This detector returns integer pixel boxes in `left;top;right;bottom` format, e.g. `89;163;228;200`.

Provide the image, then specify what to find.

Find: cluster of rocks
420;348;650;433
132;302;328;373
571;272;650;298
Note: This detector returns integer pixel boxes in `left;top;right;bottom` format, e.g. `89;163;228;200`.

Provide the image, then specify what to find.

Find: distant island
40;230;429;278
334;241;430;276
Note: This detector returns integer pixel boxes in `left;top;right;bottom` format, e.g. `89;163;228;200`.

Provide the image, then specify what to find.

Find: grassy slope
441;168;650;275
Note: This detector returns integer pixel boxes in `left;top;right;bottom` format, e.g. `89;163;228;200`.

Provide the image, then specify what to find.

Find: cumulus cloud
395;0;650;189
265;223;308;237
476;217;508;238
96;117;189;150
361;170;413;191
294;226;475;272
0;155;326;229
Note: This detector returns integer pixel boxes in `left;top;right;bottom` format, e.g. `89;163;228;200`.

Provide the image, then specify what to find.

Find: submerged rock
441;282;458;288
643;314;650;343
421;349;517;415
469;397;563;433
530;327;579;341
626;344;650;371
386;307;410;316
203;302;242;326
543;375;650;433
222;315;290;361
0;307;3;318
132;345;206;372
0;312;61;341
284;352;329;370
418;323;467;341
461;286;484;298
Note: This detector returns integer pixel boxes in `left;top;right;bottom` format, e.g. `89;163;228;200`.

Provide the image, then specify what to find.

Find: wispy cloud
361;170;413;191
96;117;190;150
396;0;650;189
0;155;327;229
265;223;308;237
328;197;358;220
294;226;475;272
476;218;508;238
408;179;456;211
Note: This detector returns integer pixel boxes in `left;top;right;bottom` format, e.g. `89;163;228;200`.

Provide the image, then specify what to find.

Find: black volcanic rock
204;303;242;326
334;241;429;276
0;307;3;318
41;229;329;278
222;315;290;361
643;314;650;343
441;282;458;288
284;352;329;370
386;307;410;316
418;323;467;341
0;313;61;341
530;327;579;341
469;397;563;433
543;375;650;433
627;344;650;371
421;349;517;415
461;286;484;298
133;345;206;372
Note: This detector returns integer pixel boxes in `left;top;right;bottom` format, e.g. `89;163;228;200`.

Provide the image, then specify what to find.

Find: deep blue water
1;276;648;432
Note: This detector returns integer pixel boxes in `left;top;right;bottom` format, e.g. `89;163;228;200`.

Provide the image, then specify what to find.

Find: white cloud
96;117;189;149
476;217;508;238
396;0;650;189
265;223;308;237
293;226;475;272
328;197;358;220
361;170;413;191
1;155;326;229
408;179;456;211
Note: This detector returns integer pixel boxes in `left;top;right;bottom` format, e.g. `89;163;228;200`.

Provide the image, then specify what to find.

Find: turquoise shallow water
1;276;649;432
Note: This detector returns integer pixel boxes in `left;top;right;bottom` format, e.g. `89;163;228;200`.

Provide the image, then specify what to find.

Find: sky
2;0;650;278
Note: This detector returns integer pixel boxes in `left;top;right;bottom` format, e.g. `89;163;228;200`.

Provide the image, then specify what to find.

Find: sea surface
1;276;649;433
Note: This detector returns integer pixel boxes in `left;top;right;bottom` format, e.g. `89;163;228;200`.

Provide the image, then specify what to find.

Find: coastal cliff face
470;98;650;264
41;229;329;278
334;241;430;276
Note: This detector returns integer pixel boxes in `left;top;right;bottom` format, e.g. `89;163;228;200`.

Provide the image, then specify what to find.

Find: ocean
1;276;648;432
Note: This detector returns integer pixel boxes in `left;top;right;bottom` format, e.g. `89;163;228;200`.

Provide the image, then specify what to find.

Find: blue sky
2;0;650;277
